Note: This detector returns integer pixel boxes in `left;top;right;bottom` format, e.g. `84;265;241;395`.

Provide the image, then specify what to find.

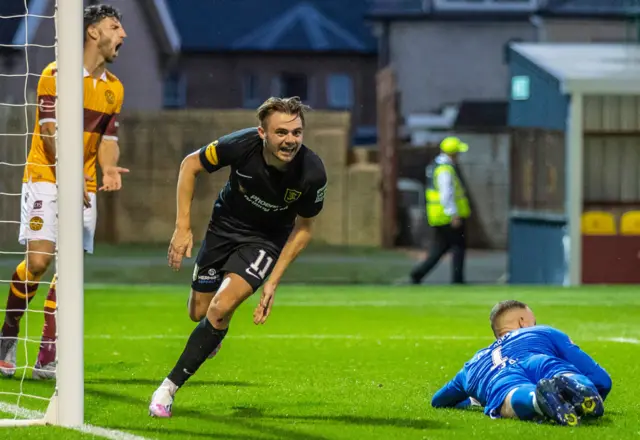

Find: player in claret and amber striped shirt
0;3;128;381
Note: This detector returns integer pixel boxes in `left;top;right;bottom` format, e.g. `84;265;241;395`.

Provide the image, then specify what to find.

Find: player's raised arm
548;328;613;400
431;369;471;409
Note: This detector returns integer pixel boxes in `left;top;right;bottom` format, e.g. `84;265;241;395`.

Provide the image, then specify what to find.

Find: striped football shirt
23;61;124;192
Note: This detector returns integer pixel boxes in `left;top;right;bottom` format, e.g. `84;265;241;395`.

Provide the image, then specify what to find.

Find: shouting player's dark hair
257;96;311;128
489;300;528;336
84;4;122;41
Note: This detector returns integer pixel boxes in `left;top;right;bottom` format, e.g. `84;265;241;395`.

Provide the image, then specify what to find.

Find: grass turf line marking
0;402;153;440
84;334;640;344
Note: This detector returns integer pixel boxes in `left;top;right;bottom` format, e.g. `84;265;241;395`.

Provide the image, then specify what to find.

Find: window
163;72;186;109
243;74;260;108
326;74;353;109
277;73;308;100
433;0;538;10
511;76;530;100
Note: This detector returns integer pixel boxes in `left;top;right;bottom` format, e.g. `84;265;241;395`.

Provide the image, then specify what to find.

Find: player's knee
206;296;234;328
26;252;54;277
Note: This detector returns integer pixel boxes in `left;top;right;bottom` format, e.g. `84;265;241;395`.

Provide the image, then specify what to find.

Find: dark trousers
410;221;466;284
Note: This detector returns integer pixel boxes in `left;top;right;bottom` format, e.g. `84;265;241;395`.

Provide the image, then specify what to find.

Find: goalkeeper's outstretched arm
432;369;471;409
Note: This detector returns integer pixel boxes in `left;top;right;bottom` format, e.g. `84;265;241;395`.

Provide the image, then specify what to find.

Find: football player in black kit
148;96;327;418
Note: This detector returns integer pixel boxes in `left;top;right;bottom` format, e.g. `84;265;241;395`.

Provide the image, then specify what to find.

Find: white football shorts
19;181;97;254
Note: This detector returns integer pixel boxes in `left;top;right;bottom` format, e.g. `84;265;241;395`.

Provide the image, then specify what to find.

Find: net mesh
0;0;57;423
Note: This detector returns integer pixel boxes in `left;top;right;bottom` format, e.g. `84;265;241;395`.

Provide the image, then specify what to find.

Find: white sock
160;378;178;396
531;392;543;416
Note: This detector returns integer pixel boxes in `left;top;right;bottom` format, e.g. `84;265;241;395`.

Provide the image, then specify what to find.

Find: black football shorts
191;229;280;294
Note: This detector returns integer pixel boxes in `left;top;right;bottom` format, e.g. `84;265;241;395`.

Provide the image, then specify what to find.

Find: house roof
510;43;640;94
541;0;640;17
166;0;377;53
1;0;180;56
367;0;638;20
140;0;181;55
366;0;533;20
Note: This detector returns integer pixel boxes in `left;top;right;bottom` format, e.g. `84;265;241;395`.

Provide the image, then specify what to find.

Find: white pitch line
600;337;640;344
0;402;42;420
0;402;152;440
83;333;640;344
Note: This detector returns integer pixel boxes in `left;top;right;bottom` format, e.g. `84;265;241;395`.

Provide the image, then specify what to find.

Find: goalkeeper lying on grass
431;300;612;426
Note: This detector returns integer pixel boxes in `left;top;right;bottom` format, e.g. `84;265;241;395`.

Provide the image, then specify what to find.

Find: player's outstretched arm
431;369;471;409
253;216;315;325
168;151;204;271
549;328;613;400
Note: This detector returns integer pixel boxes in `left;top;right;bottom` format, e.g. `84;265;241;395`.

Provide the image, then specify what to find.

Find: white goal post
0;0;84;428
54;0;85;428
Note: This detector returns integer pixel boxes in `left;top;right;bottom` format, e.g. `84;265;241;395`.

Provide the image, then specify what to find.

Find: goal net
0;0;84;428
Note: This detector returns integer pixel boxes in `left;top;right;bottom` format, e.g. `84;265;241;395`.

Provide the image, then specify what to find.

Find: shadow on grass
87;387;448;440
230;405;442;430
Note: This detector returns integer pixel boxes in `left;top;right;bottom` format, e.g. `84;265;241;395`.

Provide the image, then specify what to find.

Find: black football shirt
198;127;327;244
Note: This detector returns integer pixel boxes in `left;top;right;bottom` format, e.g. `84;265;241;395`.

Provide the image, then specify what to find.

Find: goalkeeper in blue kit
431;300;612;426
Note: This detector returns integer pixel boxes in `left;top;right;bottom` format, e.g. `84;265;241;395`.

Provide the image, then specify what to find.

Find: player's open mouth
115;43;123;52
280;146;297;154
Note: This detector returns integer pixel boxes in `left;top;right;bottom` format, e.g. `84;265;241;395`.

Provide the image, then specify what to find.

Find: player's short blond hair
257;96;311;128
489;300;528;337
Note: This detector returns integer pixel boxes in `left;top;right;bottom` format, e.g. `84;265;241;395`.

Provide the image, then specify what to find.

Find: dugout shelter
506;43;640;285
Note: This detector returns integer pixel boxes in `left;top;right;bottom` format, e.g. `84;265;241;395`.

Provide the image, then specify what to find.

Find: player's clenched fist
168;227;193;271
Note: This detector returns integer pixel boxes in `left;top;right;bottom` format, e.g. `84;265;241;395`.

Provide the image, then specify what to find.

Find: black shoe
535;378;580;426
555;375;604;419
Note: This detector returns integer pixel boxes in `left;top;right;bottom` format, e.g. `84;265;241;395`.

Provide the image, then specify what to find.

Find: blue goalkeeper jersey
431;325;612;417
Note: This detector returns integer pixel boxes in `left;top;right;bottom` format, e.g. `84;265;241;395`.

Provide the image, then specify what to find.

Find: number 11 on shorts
246;249;273;280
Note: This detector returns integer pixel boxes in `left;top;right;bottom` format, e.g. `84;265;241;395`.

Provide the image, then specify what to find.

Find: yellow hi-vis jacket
425;160;471;227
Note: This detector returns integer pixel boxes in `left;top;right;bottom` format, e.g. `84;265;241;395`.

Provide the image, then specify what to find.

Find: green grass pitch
1;285;639;439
